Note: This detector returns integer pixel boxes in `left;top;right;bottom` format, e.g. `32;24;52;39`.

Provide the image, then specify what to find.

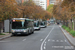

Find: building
15;0;21;3
49;0;63;5
32;0;47;10
16;0;47;10
15;0;28;3
49;0;56;4
32;0;40;6
47;0;49;7
39;0;47;10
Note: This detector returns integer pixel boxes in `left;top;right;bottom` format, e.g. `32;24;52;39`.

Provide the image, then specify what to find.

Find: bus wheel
39;28;40;30
11;34;16;36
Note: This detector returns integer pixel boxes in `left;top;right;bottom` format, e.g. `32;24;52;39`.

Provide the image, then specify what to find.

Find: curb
60;27;75;47
0;35;11;40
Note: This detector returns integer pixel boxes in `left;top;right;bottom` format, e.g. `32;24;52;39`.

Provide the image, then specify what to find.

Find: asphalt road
0;24;75;50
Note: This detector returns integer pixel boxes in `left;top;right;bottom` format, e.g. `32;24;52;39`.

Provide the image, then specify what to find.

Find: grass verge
62;25;75;37
0;33;5;35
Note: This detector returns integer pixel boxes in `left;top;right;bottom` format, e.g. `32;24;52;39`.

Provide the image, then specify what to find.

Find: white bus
12;18;34;35
40;21;47;28
34;21;40;30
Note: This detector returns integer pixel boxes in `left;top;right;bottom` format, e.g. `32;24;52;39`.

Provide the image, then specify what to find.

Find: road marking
64;46;74;49
60;40;63;42
65;40;67;42
23;39;26;41
56;40;59;42
48;39;50;42
59;25;61;27
52;40;55;42
44;47;46;49
52;46;64;49
45;42;46;44
0;41;8;42
40;39;43;41
44;43;46;47
40;25;54;50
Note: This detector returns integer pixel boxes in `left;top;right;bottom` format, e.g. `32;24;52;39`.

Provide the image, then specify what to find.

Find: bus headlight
24;30;26;32
12;30;15;33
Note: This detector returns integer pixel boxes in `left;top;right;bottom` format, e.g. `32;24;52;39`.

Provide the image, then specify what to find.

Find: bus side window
24;20;28;28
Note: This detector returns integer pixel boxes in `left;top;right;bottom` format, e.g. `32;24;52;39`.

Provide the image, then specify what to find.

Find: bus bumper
12;32;28;35
34;27;40;30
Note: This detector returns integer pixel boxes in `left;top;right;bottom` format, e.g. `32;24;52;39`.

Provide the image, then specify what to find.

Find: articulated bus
34;21;40;30
12;18;34;35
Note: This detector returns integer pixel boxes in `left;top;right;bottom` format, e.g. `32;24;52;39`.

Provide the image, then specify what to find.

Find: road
0;24;75;50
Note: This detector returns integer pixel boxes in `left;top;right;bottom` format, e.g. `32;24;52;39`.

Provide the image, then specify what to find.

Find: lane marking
40;25;54;50
56;40;59;42
40;39;43;41
23;39;26;41
44;43;46;47
65;40;67;42
60;40;63;42
45;42;46;44
52;40;55;42
0;41;9;42
44;47;46;49
43;42;46;49
52;46;64;49
48;39;50;42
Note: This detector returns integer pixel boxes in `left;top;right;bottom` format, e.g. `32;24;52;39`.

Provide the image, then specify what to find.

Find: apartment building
15;0;28;3
49;0;56;4
15;0;47;10
49;0;63;5
32;0;40;6
32;0;47;10
39;0;47;10
47;0;49;7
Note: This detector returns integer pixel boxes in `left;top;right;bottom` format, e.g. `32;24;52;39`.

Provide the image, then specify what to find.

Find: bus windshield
40;22;45;25
34;22;39;27
12;21;27;29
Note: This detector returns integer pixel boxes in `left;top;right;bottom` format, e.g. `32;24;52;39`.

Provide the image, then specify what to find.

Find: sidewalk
59;25;75;46
0;33;11;40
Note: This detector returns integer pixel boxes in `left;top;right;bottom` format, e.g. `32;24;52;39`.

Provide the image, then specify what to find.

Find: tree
47;4;54;14
17;0;52;20
53;0;75;30
0;0;17;33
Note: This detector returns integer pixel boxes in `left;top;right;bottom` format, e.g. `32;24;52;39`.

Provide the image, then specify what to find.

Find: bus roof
12;18;34;21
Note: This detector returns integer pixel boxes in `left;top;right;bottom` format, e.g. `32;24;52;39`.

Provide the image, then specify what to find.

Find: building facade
39;0;47;10
47;0;49;7
16;0;47;10
49;0;56;4
49;0;63;5
32;0;40;6
32;0;47;10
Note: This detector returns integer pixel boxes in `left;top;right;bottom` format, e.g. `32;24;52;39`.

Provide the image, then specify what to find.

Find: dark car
57;22;59;25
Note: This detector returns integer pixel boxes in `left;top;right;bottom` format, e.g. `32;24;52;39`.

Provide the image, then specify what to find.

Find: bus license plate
17;33;21;34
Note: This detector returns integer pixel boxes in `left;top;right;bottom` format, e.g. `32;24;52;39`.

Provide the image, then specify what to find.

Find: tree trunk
65;20;68;27
63;20;65;25
23;12;24;18
68;19;72;29
63;20;66;26
73;19;75;31
0;22;1;34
